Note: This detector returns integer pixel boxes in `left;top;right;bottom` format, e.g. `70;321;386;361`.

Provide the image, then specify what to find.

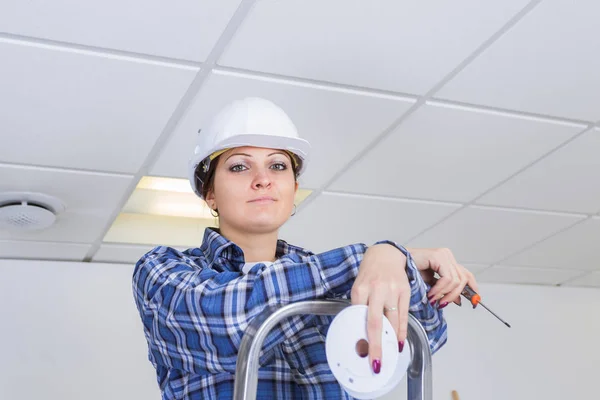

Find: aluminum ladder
233;300;432;400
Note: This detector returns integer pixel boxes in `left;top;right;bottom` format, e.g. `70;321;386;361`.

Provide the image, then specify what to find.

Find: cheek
218;188;244;210
279;179;297;203
213;172;244;208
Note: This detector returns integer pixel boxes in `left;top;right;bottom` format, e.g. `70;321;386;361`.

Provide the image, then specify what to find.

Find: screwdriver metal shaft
461;285;511;328
478;301;511;328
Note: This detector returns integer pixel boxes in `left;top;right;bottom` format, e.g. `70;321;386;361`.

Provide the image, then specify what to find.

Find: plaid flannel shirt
132;228;447;399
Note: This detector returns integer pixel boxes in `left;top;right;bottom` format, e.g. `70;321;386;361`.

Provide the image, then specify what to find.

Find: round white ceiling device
0;192;65;232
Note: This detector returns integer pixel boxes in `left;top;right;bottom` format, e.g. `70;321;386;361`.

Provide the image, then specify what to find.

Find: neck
217;224;279;262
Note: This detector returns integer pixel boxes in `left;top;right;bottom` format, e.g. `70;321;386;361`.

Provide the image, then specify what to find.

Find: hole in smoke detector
0;192;65;232
355;339;369;358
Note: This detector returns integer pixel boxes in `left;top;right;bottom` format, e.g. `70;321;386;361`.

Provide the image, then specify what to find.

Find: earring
210;208;218;218
291;204;297;216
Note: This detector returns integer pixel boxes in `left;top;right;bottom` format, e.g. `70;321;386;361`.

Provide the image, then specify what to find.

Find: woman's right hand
407;247;479;307
350;243;410;374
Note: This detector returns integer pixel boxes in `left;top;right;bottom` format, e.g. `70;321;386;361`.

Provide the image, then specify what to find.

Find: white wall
0;260;160;400
1;259;598;400
384;282;600;400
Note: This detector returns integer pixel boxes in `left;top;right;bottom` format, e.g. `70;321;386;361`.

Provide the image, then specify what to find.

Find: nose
252;166;272;190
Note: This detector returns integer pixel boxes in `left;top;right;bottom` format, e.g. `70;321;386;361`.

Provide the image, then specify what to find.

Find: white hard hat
188;97;311;198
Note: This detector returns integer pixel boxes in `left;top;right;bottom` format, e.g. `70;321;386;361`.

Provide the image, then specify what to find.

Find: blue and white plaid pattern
132;228;447;399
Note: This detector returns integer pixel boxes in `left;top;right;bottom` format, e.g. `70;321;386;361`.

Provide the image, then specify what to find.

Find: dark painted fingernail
439;302;449;309
399;341;405;353
428;294;435;301
430;299;437;306
372;359;381;374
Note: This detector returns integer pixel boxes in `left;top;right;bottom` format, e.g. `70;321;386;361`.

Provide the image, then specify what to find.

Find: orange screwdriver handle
461;285;481;308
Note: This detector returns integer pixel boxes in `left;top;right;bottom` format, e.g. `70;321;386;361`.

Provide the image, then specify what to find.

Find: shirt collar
198;227;310;272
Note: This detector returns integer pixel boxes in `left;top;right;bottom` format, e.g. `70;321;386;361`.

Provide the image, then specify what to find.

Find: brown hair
200;155;220;200
198;153;300;200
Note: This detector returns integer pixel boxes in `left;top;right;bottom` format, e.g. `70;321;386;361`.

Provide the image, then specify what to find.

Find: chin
244;214;287;233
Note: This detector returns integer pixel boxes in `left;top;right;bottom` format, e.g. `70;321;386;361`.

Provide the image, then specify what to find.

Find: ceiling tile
0;240;89;261
218;0;529;94
279;192;460;253
563;271;600;288
407;206;585;264
502;217;600;271
436;1;600;121
477;129;600;214
0;40;197;173
93;243;160;264
0;0;242;61
150;71;414;188
476;265;584;286
463;264;491;276
0;164;132;243
329;102;583;202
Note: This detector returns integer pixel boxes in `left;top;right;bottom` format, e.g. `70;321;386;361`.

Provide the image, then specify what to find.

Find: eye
230;163;247;172
271;162;288;171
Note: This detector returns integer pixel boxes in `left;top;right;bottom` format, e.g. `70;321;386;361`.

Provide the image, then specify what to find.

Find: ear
294;180;299;194
205;190;216;210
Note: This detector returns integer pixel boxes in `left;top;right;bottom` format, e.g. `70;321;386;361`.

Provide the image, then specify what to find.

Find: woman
132;97;479;399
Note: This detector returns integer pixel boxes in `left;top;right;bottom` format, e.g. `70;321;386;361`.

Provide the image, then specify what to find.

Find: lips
249;196;276;203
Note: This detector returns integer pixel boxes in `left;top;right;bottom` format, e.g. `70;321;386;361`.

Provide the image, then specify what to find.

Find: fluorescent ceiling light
104;213;212;247
137;176;194;193
123;189;213;219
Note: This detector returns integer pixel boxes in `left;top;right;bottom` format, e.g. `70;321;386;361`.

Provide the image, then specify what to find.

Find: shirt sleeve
374;240;448;354
132;244;368;376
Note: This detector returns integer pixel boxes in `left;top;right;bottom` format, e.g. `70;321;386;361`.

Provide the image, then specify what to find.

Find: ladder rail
233;300;432;400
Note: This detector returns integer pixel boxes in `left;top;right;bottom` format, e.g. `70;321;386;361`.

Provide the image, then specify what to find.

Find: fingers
428;265;460;304
384;306;399;346
351;282;368;306
425;249;467;308
431;264;480;308
450;267;479;307
424;259;447;299
383;296;408;354
411;247;482;310
439;269;468;306
367;291;384;374
419;269;436;287
465;269;480;293
396;288;410;351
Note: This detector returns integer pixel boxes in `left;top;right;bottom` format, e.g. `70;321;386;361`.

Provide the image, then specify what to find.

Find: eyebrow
225;151;289;162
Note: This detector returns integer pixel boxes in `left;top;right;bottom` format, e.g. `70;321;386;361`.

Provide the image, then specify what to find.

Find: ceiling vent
0;192;65;232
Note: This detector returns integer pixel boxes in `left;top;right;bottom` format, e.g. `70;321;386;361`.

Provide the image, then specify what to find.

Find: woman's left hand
351;243;410;372
407;247;479;308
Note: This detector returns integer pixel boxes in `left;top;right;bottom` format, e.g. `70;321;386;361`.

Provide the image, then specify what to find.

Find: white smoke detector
0;192;65;232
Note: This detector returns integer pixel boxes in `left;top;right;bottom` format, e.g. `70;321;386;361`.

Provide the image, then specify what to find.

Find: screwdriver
461;285;511;328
